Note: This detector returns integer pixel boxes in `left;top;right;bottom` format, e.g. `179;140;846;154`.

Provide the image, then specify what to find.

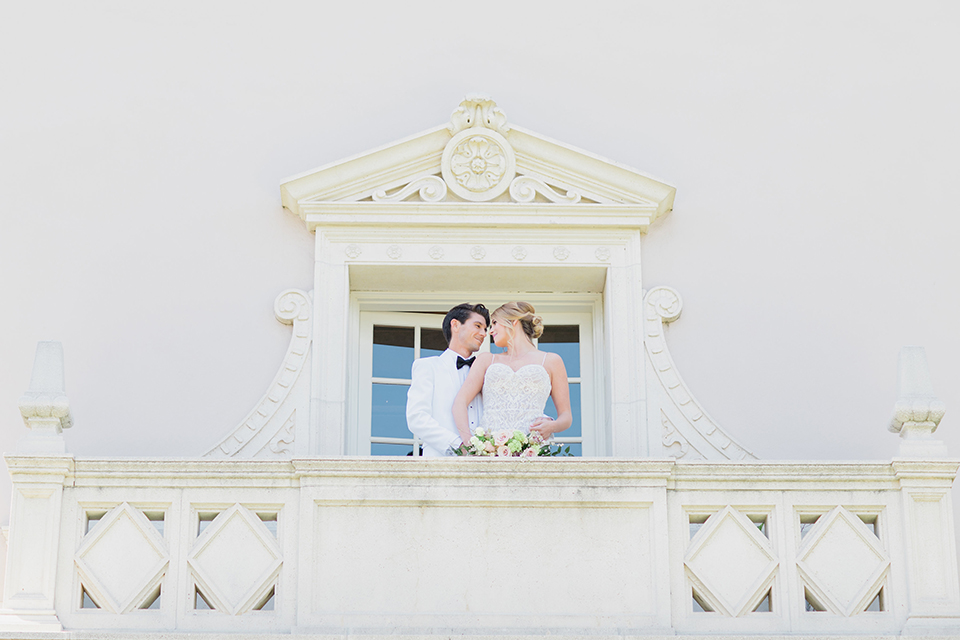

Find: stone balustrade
2;456;958;638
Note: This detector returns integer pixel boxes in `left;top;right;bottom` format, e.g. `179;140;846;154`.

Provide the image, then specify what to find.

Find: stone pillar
894;460;960;632
312;231;351;455
604;231;646;457
1;342;74;630
889;347;947;458
16;342;72;455
0;456;72;631
889;347;960;631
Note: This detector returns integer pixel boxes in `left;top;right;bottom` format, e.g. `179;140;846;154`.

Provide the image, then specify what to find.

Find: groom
406;303;490;456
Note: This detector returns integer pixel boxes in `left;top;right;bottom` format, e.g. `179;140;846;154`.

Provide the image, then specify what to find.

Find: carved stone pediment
206;96;753;464
280;96;676;231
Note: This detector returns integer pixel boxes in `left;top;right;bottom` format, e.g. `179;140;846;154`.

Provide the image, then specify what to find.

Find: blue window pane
538;325;579;377
372;383;410;438
544;383;580;438
537;342;579;378
420;327;446;358
373;326;414;379
489;337;506;354
371;442;414;456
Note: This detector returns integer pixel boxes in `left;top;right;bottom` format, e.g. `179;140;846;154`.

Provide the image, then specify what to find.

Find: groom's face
450;312;488;355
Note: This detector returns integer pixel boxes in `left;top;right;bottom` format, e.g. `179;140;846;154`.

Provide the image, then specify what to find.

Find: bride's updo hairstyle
491;301;544;342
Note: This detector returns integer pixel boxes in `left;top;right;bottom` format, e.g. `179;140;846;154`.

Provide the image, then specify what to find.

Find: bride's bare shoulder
541;351;567;372
473;352;495;365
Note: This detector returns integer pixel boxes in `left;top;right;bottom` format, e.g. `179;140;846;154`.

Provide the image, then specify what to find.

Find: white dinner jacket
406;349;482;457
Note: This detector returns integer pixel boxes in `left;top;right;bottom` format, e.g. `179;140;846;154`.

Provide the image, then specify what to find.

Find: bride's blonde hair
491;301;544;343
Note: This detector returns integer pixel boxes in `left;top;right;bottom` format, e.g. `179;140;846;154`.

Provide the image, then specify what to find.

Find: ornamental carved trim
643;287;756;461
204;290;312;459
448;94;510;134
662;412;705;461
372;175;447;203
509;175;581;203
441;129;516;201
259;412;296;458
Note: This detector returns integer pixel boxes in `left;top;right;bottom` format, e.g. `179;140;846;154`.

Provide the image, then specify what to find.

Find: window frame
348;292;604;456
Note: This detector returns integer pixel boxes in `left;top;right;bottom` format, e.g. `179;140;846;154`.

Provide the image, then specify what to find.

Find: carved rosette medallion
646;286;682;322
595;246;611;262
386;245;402;260
344;244;362;259
470;246;486;260
553;246;570;261
441;129;516;202
512;246;527;261
428;245;444;260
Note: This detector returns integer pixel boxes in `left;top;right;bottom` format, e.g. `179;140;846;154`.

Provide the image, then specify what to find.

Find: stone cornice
891;458;960;487
279;97;676;229
8;456;954;492
66;458;297;488
509;125;676;214
3;454;75;484
300;202;657;232
280;126;450;208
0;633;930;640
669;460;911;491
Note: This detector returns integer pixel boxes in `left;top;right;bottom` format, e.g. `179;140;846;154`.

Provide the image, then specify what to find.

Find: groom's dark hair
443;303;490;344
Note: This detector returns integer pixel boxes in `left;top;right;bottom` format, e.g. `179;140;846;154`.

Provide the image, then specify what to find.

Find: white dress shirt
406;349;482;456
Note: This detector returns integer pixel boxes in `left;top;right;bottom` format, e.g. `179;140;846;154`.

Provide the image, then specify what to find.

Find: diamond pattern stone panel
685;506;778;616
188;504;281;615
75;503;168;613
797;506;889;616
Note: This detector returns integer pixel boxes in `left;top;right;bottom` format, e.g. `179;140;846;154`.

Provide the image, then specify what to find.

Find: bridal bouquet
456;428;572;457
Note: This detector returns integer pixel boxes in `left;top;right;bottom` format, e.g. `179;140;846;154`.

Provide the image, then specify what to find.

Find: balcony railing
2;455;959;636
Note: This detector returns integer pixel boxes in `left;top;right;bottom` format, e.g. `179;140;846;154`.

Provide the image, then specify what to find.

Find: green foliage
540;443;574;457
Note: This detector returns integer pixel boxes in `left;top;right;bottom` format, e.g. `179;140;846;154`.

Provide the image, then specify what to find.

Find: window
358;312;446;456
538;324;583;455
355;308;596;456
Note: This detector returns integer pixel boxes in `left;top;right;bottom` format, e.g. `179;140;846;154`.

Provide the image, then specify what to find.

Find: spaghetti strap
541;352;548;365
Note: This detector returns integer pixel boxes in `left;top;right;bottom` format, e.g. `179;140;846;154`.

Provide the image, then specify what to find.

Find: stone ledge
0;632;953;640
0;629;944;640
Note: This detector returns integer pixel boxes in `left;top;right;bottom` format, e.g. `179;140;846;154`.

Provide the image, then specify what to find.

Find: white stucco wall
1;0;958;568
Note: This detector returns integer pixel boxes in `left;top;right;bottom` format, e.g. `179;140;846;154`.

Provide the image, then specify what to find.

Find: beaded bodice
479;361;551;434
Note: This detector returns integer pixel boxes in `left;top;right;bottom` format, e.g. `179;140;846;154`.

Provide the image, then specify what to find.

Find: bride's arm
452;352;493;445
530;352;572;438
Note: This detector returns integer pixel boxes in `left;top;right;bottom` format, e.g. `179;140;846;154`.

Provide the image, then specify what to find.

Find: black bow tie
457;356;476;370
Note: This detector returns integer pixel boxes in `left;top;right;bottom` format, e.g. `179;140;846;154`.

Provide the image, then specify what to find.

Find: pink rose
484;441;496;453
494;430;510;446
496;445;511;457
520;448;537;457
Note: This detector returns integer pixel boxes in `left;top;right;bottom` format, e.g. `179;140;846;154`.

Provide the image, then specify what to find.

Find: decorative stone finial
442;95;516;202
448;94;509;134
17;341;72;454
890;346;947;458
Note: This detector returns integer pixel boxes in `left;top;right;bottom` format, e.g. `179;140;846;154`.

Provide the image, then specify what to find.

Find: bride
452;302;571;448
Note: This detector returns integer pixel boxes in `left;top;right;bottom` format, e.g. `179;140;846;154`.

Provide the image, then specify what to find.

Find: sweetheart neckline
486;362;548;375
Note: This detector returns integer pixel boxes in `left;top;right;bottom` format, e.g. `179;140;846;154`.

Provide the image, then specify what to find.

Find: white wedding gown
478;355;551;434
